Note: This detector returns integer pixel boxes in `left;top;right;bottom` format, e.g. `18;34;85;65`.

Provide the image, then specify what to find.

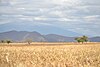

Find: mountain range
0;30;100;42
0;31;75;42
0;22;82;37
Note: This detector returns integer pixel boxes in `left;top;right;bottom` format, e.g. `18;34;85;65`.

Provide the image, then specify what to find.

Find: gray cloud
0;0;100;36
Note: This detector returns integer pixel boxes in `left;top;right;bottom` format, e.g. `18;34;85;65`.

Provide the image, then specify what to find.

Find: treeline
0;35;89;45
0;39;33;45
0;40;12;44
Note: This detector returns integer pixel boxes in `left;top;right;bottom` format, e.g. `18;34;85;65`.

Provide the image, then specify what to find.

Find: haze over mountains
0;30;100;42
0;22;82;37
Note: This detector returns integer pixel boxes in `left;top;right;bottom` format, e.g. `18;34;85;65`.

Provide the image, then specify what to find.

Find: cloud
84;15;100;20
0;0;100;36
33;16;47;21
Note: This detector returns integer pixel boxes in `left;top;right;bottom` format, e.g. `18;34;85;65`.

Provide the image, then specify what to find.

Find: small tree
0;40;5;43
6;40;12;44
26;39;32;45
75;36;88;44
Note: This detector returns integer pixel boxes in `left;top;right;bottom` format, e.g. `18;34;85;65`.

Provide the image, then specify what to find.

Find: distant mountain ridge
89;37;100;42
0;31;100;42
0;30;75;42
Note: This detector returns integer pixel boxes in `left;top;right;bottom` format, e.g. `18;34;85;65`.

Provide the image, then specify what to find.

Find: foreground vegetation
0;43;100;67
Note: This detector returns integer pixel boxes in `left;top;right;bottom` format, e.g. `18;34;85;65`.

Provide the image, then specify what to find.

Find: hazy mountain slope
44;34;75;42
89;37;100;42
0;22;82;37
0;31;46;42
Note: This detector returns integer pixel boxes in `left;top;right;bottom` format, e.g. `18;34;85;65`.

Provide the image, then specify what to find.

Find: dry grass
0;43;100;67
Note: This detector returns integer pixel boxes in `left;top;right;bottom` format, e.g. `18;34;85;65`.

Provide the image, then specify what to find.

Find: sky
0;0;100;36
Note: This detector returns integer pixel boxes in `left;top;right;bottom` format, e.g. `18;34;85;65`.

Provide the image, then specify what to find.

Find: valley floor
0;43;100;67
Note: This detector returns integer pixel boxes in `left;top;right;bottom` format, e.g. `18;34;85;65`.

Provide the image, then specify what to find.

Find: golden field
0;42;100;67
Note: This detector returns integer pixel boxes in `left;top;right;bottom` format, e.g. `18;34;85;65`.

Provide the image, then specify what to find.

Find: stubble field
0;42;100;67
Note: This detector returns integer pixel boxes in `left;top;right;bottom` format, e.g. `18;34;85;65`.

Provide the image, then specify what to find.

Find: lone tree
0;40;5;43
6;40;12;44
75;35;88;44
25;39;32;45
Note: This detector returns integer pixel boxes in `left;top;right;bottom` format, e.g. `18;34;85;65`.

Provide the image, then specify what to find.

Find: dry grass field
0;42;100;67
